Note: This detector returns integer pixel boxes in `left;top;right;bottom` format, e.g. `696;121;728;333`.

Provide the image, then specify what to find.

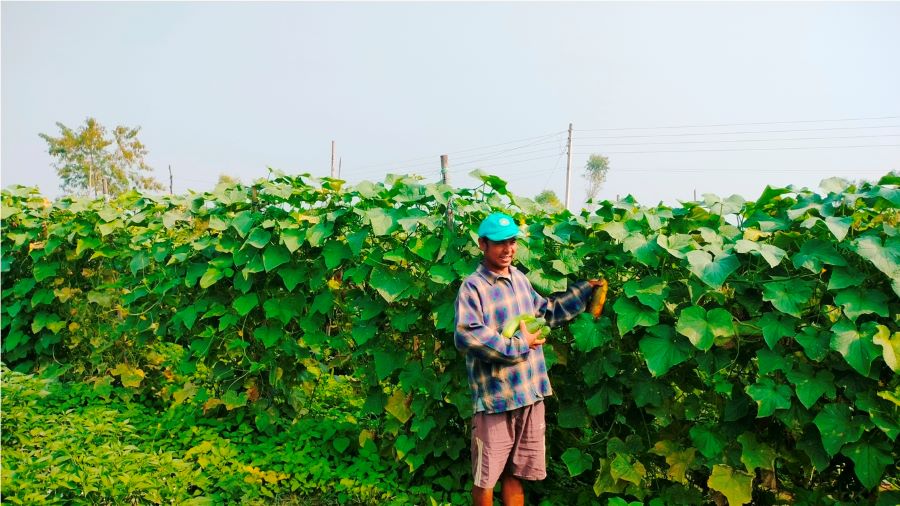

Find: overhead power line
606;167;893;174
345;130;564;174
575;124;900;140
574;143;900;155
577;115;900;132
576;133;900;148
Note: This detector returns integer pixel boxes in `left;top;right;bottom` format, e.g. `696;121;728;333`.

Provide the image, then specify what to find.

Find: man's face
479;237;517;272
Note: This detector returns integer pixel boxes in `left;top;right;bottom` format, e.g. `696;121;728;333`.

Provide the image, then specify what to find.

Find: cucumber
502;314;547;338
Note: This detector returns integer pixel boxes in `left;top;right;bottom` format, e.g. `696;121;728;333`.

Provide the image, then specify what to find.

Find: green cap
478;212;523;241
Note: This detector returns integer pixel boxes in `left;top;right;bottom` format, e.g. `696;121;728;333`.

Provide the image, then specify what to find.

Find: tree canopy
39;117;164;198
584;153;610;204
535;189;563;211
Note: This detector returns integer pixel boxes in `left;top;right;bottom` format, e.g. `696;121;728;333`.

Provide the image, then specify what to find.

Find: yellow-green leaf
707;464;753;506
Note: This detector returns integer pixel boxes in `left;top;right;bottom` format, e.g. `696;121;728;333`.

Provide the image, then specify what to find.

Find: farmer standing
454;212;604;505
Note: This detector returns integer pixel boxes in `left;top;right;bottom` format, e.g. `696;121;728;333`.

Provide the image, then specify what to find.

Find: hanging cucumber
589;279;608;320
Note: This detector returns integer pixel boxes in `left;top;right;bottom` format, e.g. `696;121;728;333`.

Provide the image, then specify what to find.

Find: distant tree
583;154;610;204
39;117;164;198
217;174;241;186
535;189;563;211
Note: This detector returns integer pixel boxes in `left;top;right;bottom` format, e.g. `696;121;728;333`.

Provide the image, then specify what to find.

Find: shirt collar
477;262;516;285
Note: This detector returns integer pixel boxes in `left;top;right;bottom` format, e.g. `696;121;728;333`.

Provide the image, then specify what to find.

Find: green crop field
2;171;898;505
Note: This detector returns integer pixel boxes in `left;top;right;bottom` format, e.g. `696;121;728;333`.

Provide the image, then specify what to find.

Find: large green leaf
852;235;900;294
561;448;594;477
253;325;283;348
222;389;248;410
827;266;866;291
365;208;398;236
231;210;254;238
613;298;659;336
734;239;787;268
586;382;623;415
649;441;695;484
814;403;865;457
792;238;847;273
233;293;259;316
623;276;669;310
351;324;377;347
323;241;351;270
570;313;613;352
369;266;412;303
855;392;900;441
746;378;793;418
686;250;740;289
872;325;900;373
689;424;726;459
199;267;225;289
756;348;790;375
32;261;59;282
830;319;881;377
262;245;291;272
707;465;753;506
786;365;835;409
622;232;661;267
245;227;272;249
385;389;412;423
762;280;815;318
281;228;304;253
833;288;889;321
310;290;333;315
737;433;777;472
758;312;797;349
306;219;334;247
824;216;852;242
609;454;645;486
842;439;893;490
638;325;692;377
794;326;831;362
675;306;733;351
263;297;295;324
526;268;568;294
129;252;150;275
374;350;405;381
277;266;306;291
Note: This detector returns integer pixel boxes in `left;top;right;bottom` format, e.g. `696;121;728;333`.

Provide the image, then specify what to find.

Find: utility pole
168;165;173;195
441;154;454;231
440;154;449;184
565;123;574;211
330;141;336;178
338;157;342;179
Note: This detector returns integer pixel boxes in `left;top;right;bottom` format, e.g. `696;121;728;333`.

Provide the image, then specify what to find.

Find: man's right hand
520;319;546;349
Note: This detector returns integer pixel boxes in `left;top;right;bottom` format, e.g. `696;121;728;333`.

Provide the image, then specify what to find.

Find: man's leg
500;473;525;506
472;485;493;506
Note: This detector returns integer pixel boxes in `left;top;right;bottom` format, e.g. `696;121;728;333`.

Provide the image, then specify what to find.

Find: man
454;212;602;506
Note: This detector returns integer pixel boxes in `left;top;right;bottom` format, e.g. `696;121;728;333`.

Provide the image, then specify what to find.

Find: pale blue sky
3;1;899;207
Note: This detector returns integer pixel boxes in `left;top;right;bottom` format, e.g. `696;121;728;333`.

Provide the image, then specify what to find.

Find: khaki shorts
471;400;546;489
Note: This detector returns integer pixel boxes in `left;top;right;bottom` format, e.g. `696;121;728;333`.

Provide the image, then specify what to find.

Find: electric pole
565;123;573;211
330;141;336;178
441;154;454;231
168;165;173;195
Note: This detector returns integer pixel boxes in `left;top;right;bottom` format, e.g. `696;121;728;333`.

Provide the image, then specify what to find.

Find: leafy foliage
2;171;898;504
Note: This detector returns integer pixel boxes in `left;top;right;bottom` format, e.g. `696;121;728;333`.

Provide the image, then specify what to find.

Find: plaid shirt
454;263;593;414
